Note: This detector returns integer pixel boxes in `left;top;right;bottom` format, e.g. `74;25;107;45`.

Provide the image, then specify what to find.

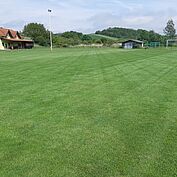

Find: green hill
96;27;166;43
88;34;119;41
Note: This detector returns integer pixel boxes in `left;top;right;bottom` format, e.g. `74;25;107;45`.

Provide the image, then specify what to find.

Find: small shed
122;39;143;49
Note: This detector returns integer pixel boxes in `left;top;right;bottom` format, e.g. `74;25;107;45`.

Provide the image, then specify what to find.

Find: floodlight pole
48;10;53;51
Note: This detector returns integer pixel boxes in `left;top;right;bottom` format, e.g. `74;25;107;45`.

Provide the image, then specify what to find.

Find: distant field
1;48;177;177
88;33;119;40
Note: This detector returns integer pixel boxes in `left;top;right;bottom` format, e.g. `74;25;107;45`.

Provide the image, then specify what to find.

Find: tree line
96;19;176;44
22;23;116;47
22;19;176;47
96;28;166;43
22;23;115;47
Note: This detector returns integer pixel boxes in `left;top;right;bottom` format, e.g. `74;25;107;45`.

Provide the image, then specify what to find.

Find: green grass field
1;48;177;177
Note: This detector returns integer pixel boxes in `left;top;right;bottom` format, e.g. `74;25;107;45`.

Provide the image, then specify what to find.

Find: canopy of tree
23;23;50;46
164;19;176;39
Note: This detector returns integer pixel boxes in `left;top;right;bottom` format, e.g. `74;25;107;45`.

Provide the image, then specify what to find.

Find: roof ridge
0;27;19;38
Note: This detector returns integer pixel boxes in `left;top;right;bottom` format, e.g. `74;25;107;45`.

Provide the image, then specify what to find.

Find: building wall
124;42;133;49
15;35;20;39
123;41;143;49
0;39;5;50
6;34;11;39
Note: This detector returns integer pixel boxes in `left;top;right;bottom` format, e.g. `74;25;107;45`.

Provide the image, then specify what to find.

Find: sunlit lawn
1;47;177;177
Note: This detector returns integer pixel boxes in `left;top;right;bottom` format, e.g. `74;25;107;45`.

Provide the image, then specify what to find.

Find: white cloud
124;16;154;25
0;0;177;34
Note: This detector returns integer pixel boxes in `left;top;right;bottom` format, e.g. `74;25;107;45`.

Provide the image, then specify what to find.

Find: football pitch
1;47;177;177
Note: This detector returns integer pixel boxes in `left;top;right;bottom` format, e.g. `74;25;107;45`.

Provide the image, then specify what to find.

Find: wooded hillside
96;27;167;43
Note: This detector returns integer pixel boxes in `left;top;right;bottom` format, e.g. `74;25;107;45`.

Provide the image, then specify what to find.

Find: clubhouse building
0;27;34;50
122;39;144;49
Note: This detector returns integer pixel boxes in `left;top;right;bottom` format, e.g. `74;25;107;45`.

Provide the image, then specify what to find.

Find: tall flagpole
48;9;53;51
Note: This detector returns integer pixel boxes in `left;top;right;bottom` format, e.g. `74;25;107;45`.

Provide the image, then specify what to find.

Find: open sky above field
0;0;177;33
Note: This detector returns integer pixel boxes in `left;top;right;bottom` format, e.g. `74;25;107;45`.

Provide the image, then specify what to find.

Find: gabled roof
0;28;9;37
9;29;17;38
0;27;21;38
122;39;143;44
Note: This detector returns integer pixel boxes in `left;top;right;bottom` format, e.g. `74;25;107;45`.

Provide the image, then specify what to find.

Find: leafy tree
61;31;83;40
53;36;70;47
82;35;92;41
96;27;138;39
137;29;149;41
23;23;50;46
99;38;115;46
94;39;102;44
35;36;48;46
164;19;176;39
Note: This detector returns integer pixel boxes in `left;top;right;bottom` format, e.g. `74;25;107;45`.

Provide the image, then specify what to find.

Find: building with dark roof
122;39;144;49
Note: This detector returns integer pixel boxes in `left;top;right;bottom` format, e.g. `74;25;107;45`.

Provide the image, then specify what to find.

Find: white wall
0;39;5;50
124;42;133;49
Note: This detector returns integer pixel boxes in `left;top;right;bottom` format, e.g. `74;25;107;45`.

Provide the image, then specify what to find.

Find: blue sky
0;0;177;33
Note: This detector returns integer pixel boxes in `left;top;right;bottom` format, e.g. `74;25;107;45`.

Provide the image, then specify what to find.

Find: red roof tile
0;28;9;37
0;27;21;38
